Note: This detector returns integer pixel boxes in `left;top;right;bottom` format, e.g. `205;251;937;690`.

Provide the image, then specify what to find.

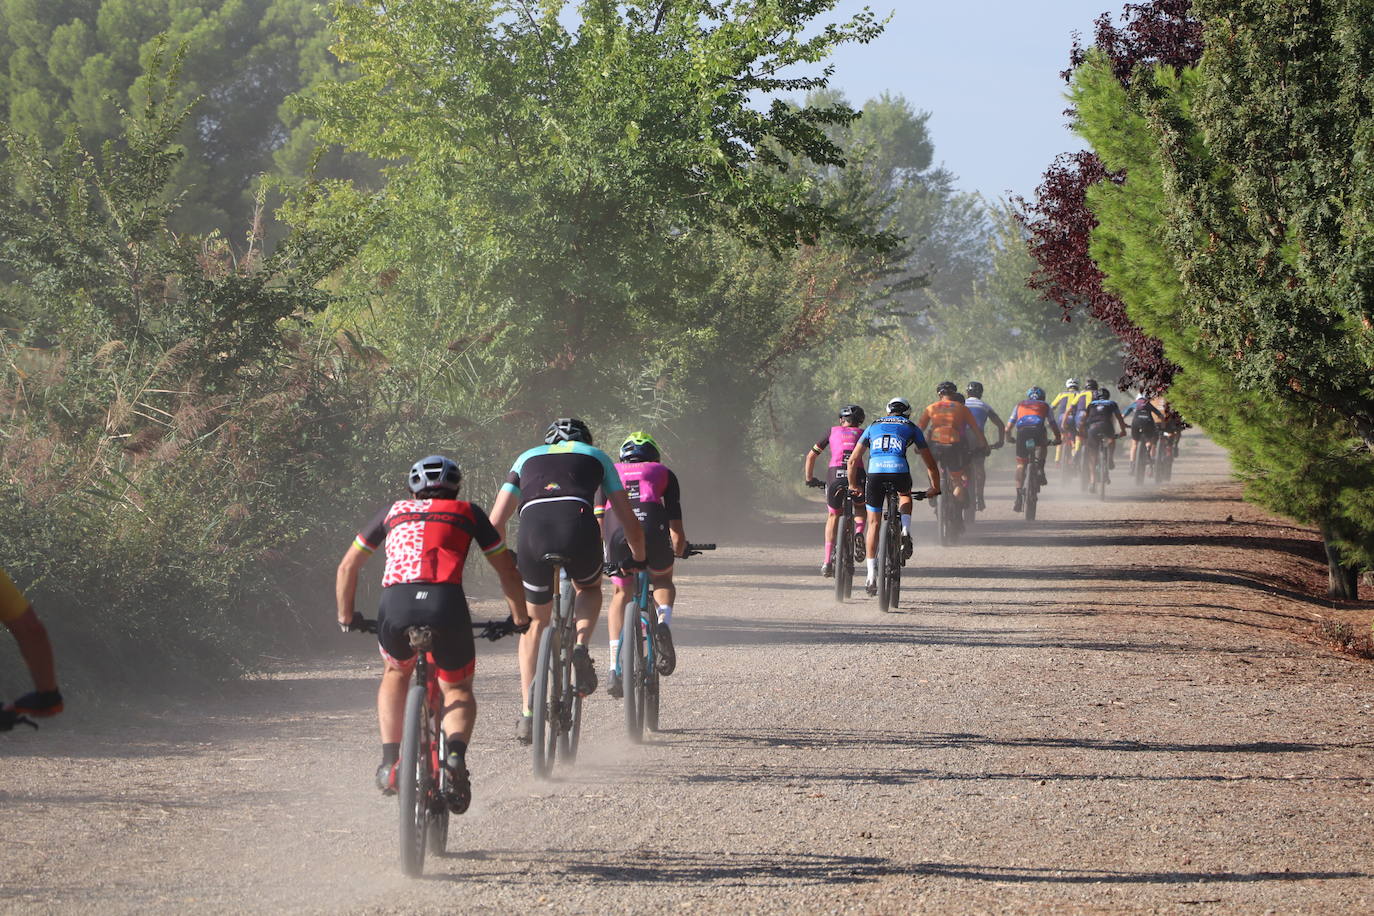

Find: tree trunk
1320;525;1359;600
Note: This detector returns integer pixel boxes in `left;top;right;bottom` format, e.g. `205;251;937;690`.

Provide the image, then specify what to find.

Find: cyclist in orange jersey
917;381;989;510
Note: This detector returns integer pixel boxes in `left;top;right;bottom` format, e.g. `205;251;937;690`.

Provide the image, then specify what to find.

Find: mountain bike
1131;430;1157;485
1155;429;1179;482
1023;451;1043;522
345;613;522;876
530;557;581;779
832;486;858;602
1088;433;1123;501
614;543;715;742
934;464;963;547
964;444;997;527
868;482;928;613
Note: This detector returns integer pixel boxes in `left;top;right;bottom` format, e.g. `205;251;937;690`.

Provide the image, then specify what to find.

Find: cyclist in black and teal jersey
488;418;646;743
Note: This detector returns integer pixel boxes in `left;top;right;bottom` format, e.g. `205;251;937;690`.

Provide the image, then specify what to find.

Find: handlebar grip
686;543;716;552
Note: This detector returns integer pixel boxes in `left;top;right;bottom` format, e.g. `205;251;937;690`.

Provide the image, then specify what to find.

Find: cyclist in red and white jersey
336;456;529;805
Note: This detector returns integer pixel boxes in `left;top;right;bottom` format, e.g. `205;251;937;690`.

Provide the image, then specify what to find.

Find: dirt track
4;439;1373;913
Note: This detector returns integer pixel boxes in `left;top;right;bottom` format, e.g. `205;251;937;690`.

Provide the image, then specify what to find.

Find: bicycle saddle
407;626;434;651
542;553;571;565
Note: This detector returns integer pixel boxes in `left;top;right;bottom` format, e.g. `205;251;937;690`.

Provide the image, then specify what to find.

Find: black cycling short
929;440;970;472
516;499;603;604
864;470;913;512
825;465;865;512
377;582;475;681
1131;420;1158;441
1015;425;1049;459
607;504;674;573
1084;422;1116;443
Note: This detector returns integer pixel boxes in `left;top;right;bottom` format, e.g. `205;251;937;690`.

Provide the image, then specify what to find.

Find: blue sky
807;1;1117;203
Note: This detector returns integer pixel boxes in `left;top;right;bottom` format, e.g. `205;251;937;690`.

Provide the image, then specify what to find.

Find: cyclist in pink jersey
598;432;687;695
803;405;866;578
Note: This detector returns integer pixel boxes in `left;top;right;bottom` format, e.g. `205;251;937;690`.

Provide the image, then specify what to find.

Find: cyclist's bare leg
1035;444;1048;472
5;608;57;693
823;511;839;552
517;600;554;713
378;662;409;743
438;677;476;744
1013;458;1026;488
572;578;602;645
651;569;676;615
606;583;630;651
864;508;881;559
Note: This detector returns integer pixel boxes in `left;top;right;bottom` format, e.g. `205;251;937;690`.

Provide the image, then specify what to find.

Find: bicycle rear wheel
558;579;583;763
622;603;643;742
531;624;558;779
876;503;893;612
398;684;429;876
835;505;853;603
1025;463;1039;521
1099;448;1110;501
1133;443;1147;485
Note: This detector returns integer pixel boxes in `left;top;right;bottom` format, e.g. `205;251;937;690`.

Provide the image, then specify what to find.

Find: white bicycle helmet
1065;377;1080;390
886;397;911;416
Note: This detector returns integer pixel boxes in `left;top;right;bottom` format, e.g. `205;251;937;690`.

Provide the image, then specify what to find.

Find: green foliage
1066;46;1374;582
0;49;383;690
0;0;335;232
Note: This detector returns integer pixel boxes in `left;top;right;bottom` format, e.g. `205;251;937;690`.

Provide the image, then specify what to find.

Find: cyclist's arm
1114;406;1128;434
804;438;825;482
916;444;941;498
335;544;369;629
664;472;687;557
1149;404;1166;422
988;409;1006;444
490;467;521;529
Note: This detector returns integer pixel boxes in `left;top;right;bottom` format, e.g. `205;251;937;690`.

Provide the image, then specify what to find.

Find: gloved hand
805;477;825;488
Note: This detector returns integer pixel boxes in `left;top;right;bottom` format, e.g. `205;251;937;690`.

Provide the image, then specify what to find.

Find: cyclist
803;405;867;578
1123;392;1166;469
1050;378;1082;463
1082;386;1128;490
1007;387;1063;513
601;431;688;698
917;381;988;514
488;418;646;743
845;397;941;595
336;455;529;806
963;382;1006;512
0;568;62;731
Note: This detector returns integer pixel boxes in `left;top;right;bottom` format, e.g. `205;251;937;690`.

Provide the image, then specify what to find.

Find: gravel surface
3;439;1373;914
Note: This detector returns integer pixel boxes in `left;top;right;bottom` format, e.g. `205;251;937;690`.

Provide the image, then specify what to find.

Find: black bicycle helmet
1084;377;1099;391
408;455;462;495
839;404;866;425
544;417;593;445
936;380;957;397
966;381;984;398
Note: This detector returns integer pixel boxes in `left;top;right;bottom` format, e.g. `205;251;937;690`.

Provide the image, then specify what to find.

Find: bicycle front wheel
398;684;429;876
835;507;852;603
531;624;558;779
622;603;643;742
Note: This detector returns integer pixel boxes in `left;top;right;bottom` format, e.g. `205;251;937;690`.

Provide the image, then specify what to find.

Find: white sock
901;513;911;535
657;605;672;626
865;558;876;577
609;637;620;655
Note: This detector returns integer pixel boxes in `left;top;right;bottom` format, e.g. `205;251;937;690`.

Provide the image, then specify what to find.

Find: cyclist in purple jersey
804;405;867;578
598;431;688;695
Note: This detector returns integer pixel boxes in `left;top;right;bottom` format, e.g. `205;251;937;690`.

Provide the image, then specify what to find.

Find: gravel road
3;439;1373;914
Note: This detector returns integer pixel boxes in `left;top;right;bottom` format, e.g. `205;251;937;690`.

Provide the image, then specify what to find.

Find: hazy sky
810;1;1118;203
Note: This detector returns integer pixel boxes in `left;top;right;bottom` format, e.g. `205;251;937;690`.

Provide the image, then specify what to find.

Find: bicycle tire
1026;460;1039;522
835;504;852;603
1099;447;1110;502
427;808;449;856
645;668;660;732
398;684;429;876
531;623;557;778
878;493;899;612
889;512;902;610
1133;444;1147;485
558;579;583;763
556;621;576;759
622;601;643;742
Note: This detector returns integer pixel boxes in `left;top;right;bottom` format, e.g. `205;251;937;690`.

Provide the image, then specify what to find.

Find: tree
0;0;335;232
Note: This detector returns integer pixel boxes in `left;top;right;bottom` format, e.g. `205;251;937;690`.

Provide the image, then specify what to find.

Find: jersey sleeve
354;505;390;554
811;433;828;454
501;453;524;497
468;504;507;556
909;424;928;450
857;426;873;447
596;448;625;495
664;470;683;521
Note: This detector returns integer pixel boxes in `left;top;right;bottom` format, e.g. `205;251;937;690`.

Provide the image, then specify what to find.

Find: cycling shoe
572;645;597;697
376;761;398;796
654;623;677;676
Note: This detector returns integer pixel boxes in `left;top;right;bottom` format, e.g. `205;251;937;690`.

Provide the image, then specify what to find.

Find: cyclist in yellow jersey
0;567;62;730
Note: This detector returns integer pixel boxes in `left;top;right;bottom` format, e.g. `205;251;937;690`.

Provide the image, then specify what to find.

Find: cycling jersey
355;499;505;588
603;461;682;518
1123;397;1164;426
812;426;863;469
502;440;623;511
1083;397;1123;430
858;415;928;474
603;461;682;575
918;399;980;446
1009;399;1053;429
964;397;996;432
0;567;30;623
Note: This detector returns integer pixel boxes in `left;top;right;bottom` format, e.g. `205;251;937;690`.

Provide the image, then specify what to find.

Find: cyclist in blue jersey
963;381;1006;512
845;397;941;596
488;418;646;743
